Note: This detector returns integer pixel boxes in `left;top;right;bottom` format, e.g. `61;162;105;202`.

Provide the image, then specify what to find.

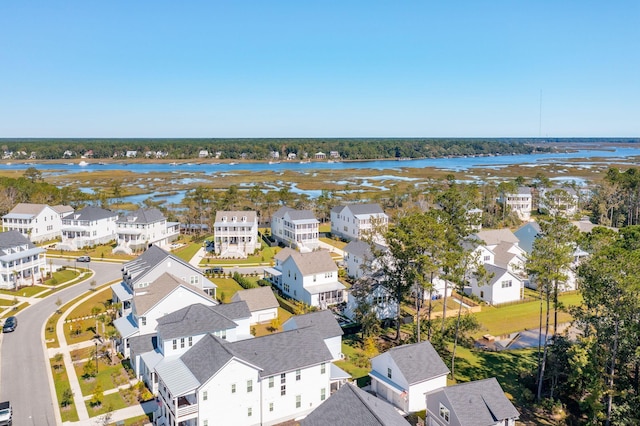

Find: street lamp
95;341;99;375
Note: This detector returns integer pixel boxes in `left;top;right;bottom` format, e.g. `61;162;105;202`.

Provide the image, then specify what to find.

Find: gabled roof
513;222;541;254
492;241;522;269
231;327;332;377
475;229;519;246
273;206;318;222
214;210;257;224
129;333;157;355
483;264;518;286
301;383;410;426
346;203;386;217
344;240;387;258
426;377;520;425
52;205;74;215
181;334;251;384
118;208;165;225
283;310;343;339
206;301;251;321
133;272;212;315
231;287;279;312
68;206;117;221
124;245;203;285
0;230;36;250
156;303;238;340
5;203;48;216
275;248;338;275
376;341;449;385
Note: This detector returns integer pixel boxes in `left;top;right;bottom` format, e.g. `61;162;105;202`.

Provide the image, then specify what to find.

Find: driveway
0;261;123;426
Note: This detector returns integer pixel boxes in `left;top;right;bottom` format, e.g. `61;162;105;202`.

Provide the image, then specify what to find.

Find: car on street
2;317;17;333
205;266;224;274
76;256;91;262
0;401;12;426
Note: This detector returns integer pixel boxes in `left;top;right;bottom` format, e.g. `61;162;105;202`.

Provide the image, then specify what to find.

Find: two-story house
60;206;118;250
2;203;73;243
114;208;180;254
271;207;320;252
499;186;532;221
425;378;520;426
154;327;334;426
113;272;218;358
111;245;217;321
213;211;259;258
330;204;388;242
283;310;343;361
0;231;46;289
130;301;252;394
538;186;579;217
369;341;449;413
264;248;345;308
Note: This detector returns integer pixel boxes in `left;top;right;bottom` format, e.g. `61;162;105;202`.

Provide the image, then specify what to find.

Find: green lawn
252;307;293;337
85;391;129;417
172;242;202;263
47;245;134;262
44;269;80;287
335;336;371;385
0;285;49;297
213;278;244;303
320;237;348;249
109;414;153;426
473;292;583;338
67;287;111;319
1;302;29;318
0;299;13;306
50;357;79;422
319;223;331;233
200;243;281;266
75;360;132;396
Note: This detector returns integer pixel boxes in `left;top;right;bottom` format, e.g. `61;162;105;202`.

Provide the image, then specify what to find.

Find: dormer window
242;216;247;222
439;403;450;423
222;216;227;222
232;216;237;222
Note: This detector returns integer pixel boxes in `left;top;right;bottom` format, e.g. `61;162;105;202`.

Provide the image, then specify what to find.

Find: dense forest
0;138;550;160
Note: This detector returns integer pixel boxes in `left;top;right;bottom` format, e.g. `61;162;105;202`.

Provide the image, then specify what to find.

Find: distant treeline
0;138;555;160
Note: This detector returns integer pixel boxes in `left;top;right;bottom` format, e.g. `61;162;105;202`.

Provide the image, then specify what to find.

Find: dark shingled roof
129;333;157;355
118;208;165;225
212;301;251;320
123;245;199;284
283;310;343;339
231;327;332;377
344;240;387;258
133;272;211;315
273;206;318;221
0;230;36;250
156;303;238;340
69;206;117;221
231;287;279;311
346;203;385;216
181;334;245;383
380;341;449;385
301;383;410;426
426;377;520;425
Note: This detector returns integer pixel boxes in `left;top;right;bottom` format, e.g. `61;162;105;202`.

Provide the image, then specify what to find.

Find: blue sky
1;1;638;137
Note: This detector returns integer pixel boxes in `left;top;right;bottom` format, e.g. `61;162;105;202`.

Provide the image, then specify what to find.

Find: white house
0;231;46;290
264;248;346;308
343;240;386;280
129;301;252;394
231;286;279;325
301;383;411;426
474;228;527;278
60;206;118;250
369;341;449;413
126;150;138;158
467;264;523;305
283;310;343;361
213;211;259;258
499;186;532;221
2;203;72;243
271;207;320;252
198;150;209;158
114;208;180;254
153;327;335;426
111;245;217;321
330;203;388;242
425;378;520;426
538;186;579;217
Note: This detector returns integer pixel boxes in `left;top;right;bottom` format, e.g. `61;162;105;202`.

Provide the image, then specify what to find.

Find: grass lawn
50;357;79;422
109;414;153;426
68;287;112;319
319;223;331;233
48;245;134;262
172;242;202;263
0;285;49;297
75;359;132;396
1;302;29;318
44;269;80;286
0;299;12;306
320;237;348;250
200;244;281;266
86;392;129;417
335;336;371;385
65;317;116;345
473;292;583;338
214;279;244;303
252;308;293;337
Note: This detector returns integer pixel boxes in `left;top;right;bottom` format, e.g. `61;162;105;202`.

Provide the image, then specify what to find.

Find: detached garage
231;286;279;325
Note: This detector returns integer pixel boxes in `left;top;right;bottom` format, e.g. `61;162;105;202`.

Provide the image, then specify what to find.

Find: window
484;255;491;261
140;316;146;326
248;407;252;417
321;388;326;401
269;376;274;388
172;340;177;350
180;338;185;348
202;391;208;401
501;280;513;288
281;384;286;396
296;395;301;408
269;402;274;412
231;384;236;394
387;368;392;379
296;369;301;381
247;380;253;393
439;403;450;422
188;336;193;346
321;363;326;374
203;421;208;426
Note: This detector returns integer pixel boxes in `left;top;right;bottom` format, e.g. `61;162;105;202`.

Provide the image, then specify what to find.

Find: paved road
0;261;122;426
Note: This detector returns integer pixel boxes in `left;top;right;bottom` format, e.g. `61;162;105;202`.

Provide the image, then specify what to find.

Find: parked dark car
205;267;224;274
3;316;17;333
76;256;91;262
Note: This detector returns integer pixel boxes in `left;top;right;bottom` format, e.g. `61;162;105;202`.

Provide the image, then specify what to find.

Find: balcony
176;396;198;418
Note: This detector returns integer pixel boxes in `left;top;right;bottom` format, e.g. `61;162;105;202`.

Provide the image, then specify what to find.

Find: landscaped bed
74;359;132;396
50;357;79;423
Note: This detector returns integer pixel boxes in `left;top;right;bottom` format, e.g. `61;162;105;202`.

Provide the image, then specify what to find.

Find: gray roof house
271;206;320;251
60;206;118;250
283;310;344;361
114;208;179;254
301;383;411;426
331;203;389;242
513;222;541;255
231;286;279;325
370;341;450;413
0;230;46;290
425;377;520;426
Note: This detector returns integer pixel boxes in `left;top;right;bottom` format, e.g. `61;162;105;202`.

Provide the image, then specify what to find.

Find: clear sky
1;1;638;138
